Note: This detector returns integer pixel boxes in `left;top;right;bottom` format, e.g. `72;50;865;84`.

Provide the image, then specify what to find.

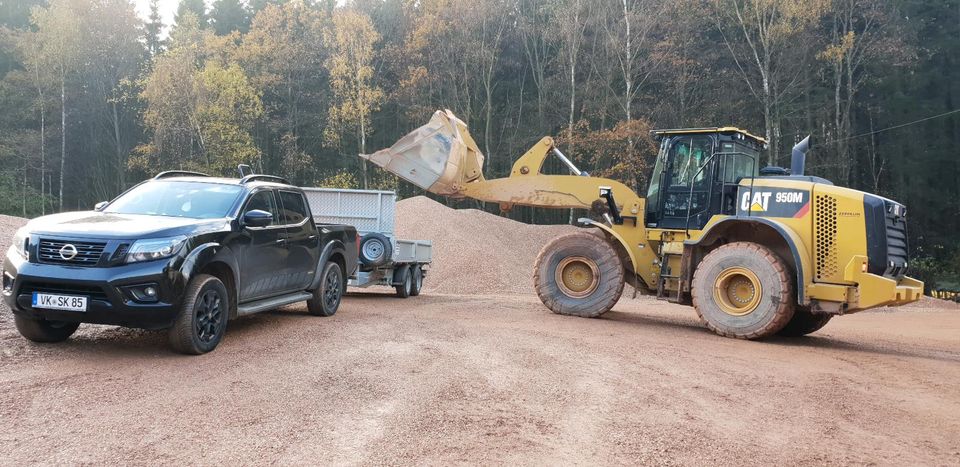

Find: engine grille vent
884;202;909;278
19;281;109;301
815;195;838;279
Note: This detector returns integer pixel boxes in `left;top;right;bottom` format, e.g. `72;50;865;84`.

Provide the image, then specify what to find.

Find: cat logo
736;188;810;218
741;191;772;212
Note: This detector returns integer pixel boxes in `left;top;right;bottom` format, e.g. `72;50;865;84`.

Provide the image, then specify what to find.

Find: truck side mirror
94;201;109;211
243;209;273;228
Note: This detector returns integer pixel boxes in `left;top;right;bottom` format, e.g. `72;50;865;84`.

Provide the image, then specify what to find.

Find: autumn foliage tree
323;8;383;189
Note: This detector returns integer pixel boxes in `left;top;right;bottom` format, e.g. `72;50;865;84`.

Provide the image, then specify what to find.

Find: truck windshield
104;181;244;219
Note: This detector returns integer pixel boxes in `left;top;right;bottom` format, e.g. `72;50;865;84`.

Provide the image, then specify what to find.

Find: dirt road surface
2;292;958;465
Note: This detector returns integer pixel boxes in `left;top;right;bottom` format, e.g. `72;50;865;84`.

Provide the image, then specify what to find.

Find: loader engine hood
737;179;909;283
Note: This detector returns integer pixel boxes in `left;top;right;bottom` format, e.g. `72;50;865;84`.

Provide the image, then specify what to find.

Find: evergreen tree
175;0;207;27
145;0;164;55
209;0;249;35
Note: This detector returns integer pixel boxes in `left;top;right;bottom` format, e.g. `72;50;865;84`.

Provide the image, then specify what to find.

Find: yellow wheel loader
362;110;923;338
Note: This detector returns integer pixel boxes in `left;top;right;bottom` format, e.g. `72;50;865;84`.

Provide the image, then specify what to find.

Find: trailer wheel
691;242;795;339
359;233;392;267
777;308;832;337
534;231;625;318
395;266;412;298
410;266;423;296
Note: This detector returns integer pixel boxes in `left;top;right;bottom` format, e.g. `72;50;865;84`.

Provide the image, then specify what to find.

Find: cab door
650;134;716;229
238;189;289;301
277;190;320;291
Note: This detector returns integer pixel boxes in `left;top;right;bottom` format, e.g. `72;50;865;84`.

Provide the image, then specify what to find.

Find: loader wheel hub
714;267;762;316
556;256;600;298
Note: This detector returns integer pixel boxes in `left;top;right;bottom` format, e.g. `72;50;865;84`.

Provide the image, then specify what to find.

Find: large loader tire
777;308;832;337
534;231;625;318
691;242;795;339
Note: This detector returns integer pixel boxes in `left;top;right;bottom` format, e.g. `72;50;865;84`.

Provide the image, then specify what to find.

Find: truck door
277;190;320;291
239;189;289;300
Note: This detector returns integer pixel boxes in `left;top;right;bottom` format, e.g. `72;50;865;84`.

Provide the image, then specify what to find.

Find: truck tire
359;233;392;267
410;265;423;296
307;261;344;317
691;242;795;339
534;231;625;318
14;315;80;343
395;265;412;298
168;274;229;355
777;308;832;337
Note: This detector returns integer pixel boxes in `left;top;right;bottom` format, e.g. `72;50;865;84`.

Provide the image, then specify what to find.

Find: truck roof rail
154;170;211;180
240;174;290;185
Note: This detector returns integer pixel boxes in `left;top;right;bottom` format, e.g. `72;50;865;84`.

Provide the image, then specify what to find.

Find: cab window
278;191;308;225
243;190;279;226
718;141;758;183
668;136;713;187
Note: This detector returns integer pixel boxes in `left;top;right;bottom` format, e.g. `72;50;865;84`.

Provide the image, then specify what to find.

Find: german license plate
32;293;87;312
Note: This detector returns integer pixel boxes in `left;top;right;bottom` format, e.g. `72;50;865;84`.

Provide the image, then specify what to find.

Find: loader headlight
125;236;186;264
11;227;29;259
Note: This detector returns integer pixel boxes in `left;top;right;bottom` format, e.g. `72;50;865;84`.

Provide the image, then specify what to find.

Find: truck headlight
11;227;29;259
125;236;186;264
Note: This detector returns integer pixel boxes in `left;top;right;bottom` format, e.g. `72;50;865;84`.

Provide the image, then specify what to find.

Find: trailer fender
686;217;812;305
391;264;411;286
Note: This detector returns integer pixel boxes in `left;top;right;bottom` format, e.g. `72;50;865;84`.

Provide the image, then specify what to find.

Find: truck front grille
37;239;107;266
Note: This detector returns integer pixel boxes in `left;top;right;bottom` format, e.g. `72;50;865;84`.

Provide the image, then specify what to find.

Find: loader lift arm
359;111;659;290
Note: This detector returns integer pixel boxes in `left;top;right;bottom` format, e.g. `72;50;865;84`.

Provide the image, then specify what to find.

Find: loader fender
686;217;812;306
576;219;639;273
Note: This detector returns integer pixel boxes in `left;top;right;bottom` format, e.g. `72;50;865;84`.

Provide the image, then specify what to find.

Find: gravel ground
2;208;959;464
0;293;958;465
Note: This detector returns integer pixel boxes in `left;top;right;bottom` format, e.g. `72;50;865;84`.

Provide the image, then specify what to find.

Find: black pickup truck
2;171;358;354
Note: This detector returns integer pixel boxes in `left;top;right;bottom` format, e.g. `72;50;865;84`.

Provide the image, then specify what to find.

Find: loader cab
645;128;766;230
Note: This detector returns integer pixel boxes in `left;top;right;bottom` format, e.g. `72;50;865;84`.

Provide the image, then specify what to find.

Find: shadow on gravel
604;310;960;363
767;335;960;363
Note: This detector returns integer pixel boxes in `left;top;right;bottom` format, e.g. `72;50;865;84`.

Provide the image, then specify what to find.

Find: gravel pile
395;196;575;295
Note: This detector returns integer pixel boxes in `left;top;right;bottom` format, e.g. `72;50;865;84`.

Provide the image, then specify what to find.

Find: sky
131;0;181;37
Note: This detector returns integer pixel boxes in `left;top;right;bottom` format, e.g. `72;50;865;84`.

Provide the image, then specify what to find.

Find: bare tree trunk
360;117;368;189
35;63;46;215
59;68;65;212
112;101;124;190
22;157;27;217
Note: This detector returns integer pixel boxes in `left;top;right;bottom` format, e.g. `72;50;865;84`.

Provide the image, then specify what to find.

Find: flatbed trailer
303;187;432;297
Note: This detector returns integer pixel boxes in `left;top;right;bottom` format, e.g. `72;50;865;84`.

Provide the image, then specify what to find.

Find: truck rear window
105;181;243;219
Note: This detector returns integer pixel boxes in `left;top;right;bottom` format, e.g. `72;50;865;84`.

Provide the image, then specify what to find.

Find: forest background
0;0;957;288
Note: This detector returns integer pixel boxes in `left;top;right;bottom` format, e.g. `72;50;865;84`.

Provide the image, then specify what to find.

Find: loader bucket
360;110;485;195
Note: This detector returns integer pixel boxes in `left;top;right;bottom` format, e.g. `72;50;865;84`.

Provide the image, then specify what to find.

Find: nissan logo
59;244;78;261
